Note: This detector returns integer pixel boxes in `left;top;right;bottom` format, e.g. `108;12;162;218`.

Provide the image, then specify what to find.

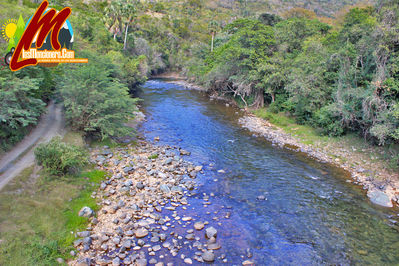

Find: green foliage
258;13;282;26
0;69;46;151
148;153;159;159
314;105;345;136
0;168;106;265
274;17;330;54
58;52;138;139
185;3;399;151
34;137;88;176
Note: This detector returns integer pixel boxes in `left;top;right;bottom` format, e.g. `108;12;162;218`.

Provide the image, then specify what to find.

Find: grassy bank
253;108;399;176
0;132;107;265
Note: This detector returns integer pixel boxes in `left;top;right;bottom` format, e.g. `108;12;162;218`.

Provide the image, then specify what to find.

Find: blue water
139;79;399;265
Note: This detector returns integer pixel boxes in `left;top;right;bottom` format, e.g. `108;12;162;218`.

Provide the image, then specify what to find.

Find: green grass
62;131;85;147
2;165;35;191
0;145;106;266
253;108;329;145
148;153;159;159
0;131;128;265
253;108;399;171
89;136;128;149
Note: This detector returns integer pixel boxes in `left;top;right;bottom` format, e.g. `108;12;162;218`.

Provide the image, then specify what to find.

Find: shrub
34;137;88;175
313;105;345;136
0;69;46;151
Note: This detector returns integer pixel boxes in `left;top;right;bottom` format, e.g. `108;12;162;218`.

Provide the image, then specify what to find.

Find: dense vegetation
35;137;87;175
1;0;398;163
183;1;399;157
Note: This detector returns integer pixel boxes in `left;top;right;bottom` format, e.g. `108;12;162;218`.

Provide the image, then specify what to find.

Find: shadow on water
138;79;399;265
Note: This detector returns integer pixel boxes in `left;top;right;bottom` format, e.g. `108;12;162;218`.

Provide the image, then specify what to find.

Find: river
138;79;399;265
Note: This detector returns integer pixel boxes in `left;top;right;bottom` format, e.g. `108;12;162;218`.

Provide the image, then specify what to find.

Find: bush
34;137;88;175
313;105;345;136
0;68;46;151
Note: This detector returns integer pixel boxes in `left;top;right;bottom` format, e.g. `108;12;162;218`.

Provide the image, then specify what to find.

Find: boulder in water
367;190;392;207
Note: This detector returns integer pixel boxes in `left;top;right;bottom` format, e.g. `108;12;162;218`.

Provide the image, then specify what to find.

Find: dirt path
0;102;65;191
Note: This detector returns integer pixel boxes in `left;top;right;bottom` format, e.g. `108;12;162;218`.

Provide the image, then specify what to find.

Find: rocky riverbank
238;115;399;208
70;141;254;266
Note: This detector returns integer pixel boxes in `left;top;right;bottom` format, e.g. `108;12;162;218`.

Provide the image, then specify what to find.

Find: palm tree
105;0;138;50
208;20;219;52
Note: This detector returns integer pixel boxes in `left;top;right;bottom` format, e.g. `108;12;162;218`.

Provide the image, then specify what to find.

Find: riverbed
138;79;399;265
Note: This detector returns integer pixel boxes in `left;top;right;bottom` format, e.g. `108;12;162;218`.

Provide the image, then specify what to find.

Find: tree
274;17;331;54
58;52;138;139
282;7;317;19
205;19;275;108
208;20;219;52
105;0;138;50
258;13;282;26
0;69;45;150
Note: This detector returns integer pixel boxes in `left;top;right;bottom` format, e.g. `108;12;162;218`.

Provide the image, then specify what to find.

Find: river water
138;79;399;265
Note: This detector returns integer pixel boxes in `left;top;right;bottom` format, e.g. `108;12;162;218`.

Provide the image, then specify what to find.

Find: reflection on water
139;79;399;265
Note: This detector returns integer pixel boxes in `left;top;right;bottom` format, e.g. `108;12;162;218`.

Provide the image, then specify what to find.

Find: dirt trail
0;102;65;191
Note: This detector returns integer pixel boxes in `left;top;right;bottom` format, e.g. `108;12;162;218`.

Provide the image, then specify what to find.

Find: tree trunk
271;92;275;103
254;89;264;108
18;0;22;5
211;32;214;52
123;24;129;50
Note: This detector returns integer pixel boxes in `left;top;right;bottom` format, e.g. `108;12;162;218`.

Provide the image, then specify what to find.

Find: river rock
76;258;92;266
78;206;94;218
207;242;221;250
185;233;195;240
112;257;121;266
180;149;191;155
123;166;134;173
96;258;111;266
160;184;171;193
242;260;255;265
194;221;204;230
136;182;145;190
77;231;91;237
135;228;149;238
202;251;215;262
184;258;193;264
257;195;266;200
205;226;217;238
171;186;183;193
367;190;392;207
158;172;167;179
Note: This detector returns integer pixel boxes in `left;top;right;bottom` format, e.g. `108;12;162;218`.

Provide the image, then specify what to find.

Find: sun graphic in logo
2;19;17;41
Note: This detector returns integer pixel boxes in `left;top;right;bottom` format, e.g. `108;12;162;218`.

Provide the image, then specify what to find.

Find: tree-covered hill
0;0;398;166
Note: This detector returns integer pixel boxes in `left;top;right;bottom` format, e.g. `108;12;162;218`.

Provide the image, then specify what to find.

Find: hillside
247;0;375;17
